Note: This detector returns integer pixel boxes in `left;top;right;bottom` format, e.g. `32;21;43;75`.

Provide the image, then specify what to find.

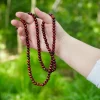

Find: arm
57;33;100;77
11;8;100;78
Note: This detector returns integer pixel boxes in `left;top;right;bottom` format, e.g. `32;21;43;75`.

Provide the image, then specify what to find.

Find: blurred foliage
0;0;100;51
1;50;100;100
0;0;100;100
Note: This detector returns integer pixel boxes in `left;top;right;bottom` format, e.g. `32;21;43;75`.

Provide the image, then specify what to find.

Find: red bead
28;67;31;70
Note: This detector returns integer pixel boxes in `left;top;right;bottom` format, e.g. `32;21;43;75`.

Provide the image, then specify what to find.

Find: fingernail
35;7;40;12
16;12;21;17
11;20;15;25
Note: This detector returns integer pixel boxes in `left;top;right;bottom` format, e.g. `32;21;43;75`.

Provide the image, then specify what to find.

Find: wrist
55;32;71;57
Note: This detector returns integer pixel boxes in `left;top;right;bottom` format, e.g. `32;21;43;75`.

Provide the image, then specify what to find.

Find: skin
11;8;100;78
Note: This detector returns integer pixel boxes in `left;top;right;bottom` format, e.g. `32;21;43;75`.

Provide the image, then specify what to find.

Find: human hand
11;8;69;55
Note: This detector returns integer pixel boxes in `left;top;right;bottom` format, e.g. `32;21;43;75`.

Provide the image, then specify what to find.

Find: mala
20;13;56;86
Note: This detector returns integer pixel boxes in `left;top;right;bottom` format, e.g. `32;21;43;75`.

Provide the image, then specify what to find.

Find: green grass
0;50;100;100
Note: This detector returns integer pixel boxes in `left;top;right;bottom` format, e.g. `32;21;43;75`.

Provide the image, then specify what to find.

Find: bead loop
20;13;56;86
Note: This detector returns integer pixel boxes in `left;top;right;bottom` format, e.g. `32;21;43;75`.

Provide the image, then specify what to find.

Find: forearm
57;33;100;77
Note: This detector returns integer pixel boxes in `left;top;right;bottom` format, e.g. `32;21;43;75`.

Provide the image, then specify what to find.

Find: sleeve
87;59;100;88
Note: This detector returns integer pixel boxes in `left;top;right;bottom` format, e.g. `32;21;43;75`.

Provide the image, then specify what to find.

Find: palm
27;19;54;52
27;19;62;53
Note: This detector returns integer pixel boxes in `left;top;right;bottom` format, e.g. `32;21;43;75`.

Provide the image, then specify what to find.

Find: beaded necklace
20;13;56;86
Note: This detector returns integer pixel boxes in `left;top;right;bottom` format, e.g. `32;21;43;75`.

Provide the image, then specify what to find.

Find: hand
11;8;68;55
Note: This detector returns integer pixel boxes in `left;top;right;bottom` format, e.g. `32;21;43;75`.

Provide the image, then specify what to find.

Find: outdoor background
0;0;100;100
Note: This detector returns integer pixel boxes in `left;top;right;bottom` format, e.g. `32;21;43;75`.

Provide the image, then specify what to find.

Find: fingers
13;8;52;25
35;8;52;24
17;27;24;36
16;12;34;24
11;20;25;36
20;36;26;46
20;36;32;47
17;27;33;47
18;28;27;46
11;20;23;28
